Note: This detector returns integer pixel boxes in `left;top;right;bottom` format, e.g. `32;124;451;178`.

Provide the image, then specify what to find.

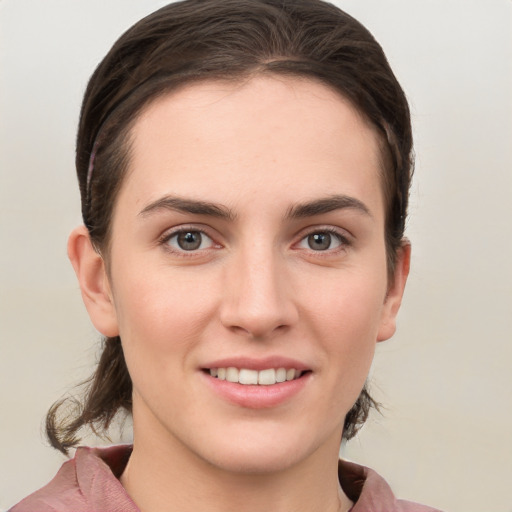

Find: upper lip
201;356;310;372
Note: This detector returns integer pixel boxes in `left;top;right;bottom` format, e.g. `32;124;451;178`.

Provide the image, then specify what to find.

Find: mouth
201;361;312;408
204;367;308;386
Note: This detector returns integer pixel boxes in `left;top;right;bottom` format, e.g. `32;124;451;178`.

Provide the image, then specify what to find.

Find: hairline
92;69;399;276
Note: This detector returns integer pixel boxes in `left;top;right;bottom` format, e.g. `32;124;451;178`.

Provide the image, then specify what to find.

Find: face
93;76;407;473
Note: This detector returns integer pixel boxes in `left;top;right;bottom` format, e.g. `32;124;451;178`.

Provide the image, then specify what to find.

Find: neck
120;412;352;512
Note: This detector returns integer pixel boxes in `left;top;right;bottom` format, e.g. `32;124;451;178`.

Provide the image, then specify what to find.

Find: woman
10;0;441;510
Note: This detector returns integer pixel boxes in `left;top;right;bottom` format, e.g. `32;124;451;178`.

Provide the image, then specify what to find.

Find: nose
219;244;299;340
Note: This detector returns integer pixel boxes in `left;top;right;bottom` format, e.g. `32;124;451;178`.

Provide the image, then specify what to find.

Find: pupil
178;231;201;250
308;232;331;251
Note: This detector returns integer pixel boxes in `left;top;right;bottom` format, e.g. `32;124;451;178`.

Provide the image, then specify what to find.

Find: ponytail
45;336;132;455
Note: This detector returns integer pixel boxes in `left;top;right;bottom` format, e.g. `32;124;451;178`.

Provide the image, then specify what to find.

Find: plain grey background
1;1;511;511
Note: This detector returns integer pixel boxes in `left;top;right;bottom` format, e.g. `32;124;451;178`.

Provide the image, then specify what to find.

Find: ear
377;242;411;342
68;225;119;337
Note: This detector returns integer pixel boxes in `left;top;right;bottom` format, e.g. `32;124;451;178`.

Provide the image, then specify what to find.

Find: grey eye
297;231;345;252
167;230;214;251
177;231;202;250
307;232;332;251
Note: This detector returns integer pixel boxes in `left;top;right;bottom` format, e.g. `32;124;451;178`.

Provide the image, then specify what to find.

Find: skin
69;76;410;512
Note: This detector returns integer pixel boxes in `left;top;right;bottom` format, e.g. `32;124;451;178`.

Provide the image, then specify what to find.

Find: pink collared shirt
10;445;442;511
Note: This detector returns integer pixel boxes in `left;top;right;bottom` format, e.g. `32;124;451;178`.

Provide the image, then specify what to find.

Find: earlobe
377;242;411;342
67;226;119;337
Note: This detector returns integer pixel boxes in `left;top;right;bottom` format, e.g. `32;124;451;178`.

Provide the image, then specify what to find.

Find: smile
208;367;303;385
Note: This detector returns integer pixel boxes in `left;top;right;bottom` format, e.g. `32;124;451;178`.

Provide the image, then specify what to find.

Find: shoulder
9;445;137;512
9;455;81;512
339;459;444;512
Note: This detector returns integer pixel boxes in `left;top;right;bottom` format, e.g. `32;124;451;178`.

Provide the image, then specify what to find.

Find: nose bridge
220;237;297;338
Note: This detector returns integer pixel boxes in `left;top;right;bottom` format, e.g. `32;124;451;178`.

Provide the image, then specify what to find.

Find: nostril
228;322;290;340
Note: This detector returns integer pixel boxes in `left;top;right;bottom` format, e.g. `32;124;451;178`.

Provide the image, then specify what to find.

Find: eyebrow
139;195;236;221
285;194;371;219
139;193;370;221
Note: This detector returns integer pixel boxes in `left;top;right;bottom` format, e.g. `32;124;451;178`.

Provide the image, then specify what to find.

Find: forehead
121;76;384;218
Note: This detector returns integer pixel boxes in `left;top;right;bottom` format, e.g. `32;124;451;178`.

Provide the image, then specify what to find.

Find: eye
165;230;215;251
297;230;347;251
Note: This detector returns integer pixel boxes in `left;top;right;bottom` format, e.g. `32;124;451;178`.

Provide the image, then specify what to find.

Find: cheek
111;263;220;358
305;263;387;336
301;263;387;380
110;267;221;409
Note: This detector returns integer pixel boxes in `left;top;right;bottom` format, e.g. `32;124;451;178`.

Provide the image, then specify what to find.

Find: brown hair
47;0;413;454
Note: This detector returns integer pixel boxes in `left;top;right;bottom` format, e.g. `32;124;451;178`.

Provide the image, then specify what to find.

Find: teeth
239;369;258;385
209;367;303;385
226;367;239;383
258;368;275;385
276;368;287;383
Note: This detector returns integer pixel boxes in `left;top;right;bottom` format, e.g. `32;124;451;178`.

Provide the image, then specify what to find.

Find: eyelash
158;226;219;257
158;226;351;257
295;227;351;253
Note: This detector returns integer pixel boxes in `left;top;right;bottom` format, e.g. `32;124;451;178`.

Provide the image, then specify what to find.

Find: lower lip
202;372;311;409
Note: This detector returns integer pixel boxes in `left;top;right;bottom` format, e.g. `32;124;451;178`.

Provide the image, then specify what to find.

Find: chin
206;445;305;475
192;423;336;476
